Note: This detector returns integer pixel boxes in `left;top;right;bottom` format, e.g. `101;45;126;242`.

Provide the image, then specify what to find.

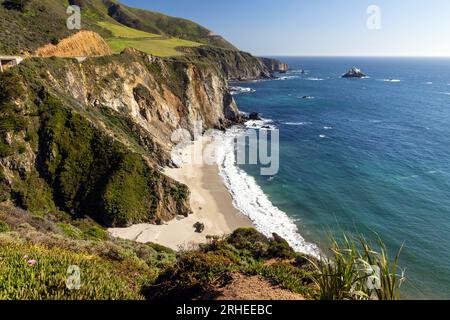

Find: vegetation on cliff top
0;0;234;56
99;21;201;57
0;204;406;301
0;206;176;299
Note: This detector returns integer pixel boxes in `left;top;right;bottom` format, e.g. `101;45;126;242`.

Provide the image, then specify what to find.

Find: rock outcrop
342;66;367;78
260;57;289;73
34;31;113;58
182;46;279;81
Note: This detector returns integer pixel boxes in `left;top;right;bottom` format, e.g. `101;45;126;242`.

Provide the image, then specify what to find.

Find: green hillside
0;0;236;55
98;21;201;57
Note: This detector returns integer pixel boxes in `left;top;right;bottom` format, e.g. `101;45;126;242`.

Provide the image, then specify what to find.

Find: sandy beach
108;137;253;250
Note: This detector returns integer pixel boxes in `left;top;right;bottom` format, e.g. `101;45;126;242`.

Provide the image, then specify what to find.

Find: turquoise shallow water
232;57;450;299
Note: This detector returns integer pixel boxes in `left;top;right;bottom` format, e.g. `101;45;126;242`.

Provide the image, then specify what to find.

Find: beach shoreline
108;137;253;250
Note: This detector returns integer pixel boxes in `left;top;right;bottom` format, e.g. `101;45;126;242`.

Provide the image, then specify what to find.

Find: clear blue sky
121;0;450;57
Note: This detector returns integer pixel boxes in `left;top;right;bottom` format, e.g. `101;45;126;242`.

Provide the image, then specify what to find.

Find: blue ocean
230;57;450;299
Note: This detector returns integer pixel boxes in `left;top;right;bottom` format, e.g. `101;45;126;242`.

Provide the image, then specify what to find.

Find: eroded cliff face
260;57;289;73
0;48;240;227
182;46;274;81
35;31;113;58
42;48;240;148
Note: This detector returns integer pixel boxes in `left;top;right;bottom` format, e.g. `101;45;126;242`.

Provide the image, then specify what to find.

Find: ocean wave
306;77;324;81
284;121;312;126
275;75;300;81
230;86;256;95
245;118;277;130
319;134;327;138
323;126;333;130
382;79;401;83
213;128;320;257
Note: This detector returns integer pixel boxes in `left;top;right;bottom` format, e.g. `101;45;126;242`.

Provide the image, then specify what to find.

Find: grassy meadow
98;21;201;57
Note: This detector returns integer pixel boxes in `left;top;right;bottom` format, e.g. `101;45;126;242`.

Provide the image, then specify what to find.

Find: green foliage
256;262;312;296
0;206;178;300
0;72;28;159
224;228;295;260
0;0;75;54
309;234;406;300
12;172;56;214
0;242;144;299
101;153;157;225
98;21;160;38
107;37;200;57
0;0;236;56
102;0;237;50
145;228;315;300
0;220;10;232
57;222;84;240
17;144;26;154
50;36;59;45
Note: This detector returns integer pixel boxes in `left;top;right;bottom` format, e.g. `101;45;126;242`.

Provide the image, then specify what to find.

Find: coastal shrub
359;236;405;300
0;220;10;233
0;206;182;299
57;223;84;240
309;234;405;300
0;242;145;300
226;228;270;258
267;233;296;259
12;172;56;215
145;229;316;300
144;251;235;300
258;262;313;297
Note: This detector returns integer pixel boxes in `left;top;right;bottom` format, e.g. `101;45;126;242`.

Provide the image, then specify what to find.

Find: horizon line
258;55;450;58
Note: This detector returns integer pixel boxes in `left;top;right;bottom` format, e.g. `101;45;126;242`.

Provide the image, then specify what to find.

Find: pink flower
23;255;29;259
27;259;37;266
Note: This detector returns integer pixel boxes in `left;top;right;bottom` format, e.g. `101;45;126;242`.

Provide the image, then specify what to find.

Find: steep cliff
182;46;274;81
0;48;240;227
260;57;289;73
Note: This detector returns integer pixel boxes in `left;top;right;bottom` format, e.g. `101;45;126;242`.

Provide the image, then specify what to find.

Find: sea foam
306;77;324;81
213;124;320;257
275;75;300;81
230;86;256;95
284;121;312;126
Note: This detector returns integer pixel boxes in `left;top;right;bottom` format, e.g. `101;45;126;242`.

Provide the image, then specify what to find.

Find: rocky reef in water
342;66;367;78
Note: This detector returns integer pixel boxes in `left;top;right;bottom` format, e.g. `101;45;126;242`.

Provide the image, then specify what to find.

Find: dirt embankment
206;273;305;300
34;31;113;58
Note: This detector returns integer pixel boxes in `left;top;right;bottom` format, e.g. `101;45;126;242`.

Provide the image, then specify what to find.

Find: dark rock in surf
342;67;367;78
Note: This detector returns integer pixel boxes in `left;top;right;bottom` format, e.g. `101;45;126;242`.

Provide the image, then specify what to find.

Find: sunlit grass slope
98;21;201;57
